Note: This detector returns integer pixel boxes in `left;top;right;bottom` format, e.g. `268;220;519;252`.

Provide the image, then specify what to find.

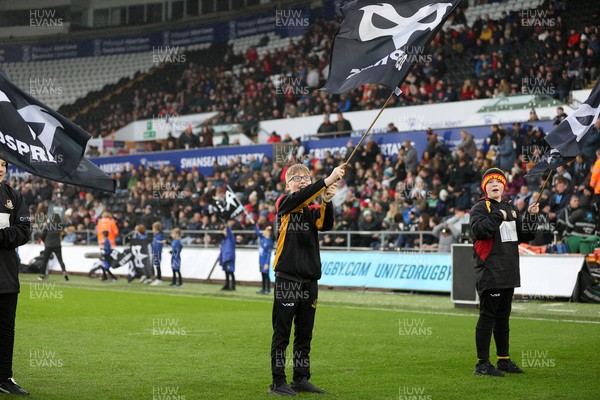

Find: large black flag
322;0;460;94
545;78;600;157
528;79;600;175
0;70;115;192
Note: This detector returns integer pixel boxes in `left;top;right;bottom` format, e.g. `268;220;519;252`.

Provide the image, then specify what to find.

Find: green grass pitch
14;275;600;399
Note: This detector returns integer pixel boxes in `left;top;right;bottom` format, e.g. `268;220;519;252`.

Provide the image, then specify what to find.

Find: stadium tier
1;1;600;398
1;52;157;109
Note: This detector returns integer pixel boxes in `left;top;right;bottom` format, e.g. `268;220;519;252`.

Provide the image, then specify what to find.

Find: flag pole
534;170;553;204
344;92;395;165
533;158;575;204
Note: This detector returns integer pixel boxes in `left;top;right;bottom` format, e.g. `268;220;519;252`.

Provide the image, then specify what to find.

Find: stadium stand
2;52;156;109
20;0;592;140
2;0;600;252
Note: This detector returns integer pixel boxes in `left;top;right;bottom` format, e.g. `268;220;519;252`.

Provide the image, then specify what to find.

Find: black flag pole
345;92;395;165
534;171;553;205
533;159;575;204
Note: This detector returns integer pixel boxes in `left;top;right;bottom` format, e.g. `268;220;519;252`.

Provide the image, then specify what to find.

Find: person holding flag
128;225;153;284
268;163;345;396
470;168;539;377
219;219;236;291
0;157;31;396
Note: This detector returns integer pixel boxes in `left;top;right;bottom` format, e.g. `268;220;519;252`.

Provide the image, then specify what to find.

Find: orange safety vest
96;217;119;246
590;159;600;194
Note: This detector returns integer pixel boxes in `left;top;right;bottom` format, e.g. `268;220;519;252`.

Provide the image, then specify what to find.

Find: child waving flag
268;162;345;396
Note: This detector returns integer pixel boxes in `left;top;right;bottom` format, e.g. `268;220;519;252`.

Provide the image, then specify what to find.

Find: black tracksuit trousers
271;277;318;386
476;288;514;360
0;293;18;381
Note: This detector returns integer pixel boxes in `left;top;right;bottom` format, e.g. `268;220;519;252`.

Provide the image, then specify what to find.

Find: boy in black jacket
268;163;345;396
0;158;31;395
470;168;539;377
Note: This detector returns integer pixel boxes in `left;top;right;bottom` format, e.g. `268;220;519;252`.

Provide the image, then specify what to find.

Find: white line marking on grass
327;304;600;324
47;283;600;325
49;283;273;304
547;309;576;313
128;331;216;336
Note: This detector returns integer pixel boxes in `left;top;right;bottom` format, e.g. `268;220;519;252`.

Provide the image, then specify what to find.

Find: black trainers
497;358;524;373
268;383;297;396
473;360;505;377
0;378;30;395
290;378;326;393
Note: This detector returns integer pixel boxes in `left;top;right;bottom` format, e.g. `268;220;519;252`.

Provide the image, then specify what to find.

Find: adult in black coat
39;214;68;281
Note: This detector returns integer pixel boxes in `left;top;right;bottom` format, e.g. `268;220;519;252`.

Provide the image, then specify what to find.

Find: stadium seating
1;52;157;109
464;0;545;26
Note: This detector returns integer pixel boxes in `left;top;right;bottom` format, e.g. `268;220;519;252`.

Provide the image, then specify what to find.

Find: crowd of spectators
14;0;600;251
12;111;600;252
76;0;600;143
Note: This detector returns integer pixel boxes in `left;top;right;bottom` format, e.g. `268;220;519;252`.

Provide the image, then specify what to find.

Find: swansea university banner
0;70;115;192
322;0;460;94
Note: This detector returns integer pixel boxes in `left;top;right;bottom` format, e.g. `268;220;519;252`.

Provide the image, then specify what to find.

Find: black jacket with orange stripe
470;197;537;295
273;179;333;281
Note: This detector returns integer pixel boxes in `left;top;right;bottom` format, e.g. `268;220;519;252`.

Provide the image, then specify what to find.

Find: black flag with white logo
544;78;600;157
0;69;115;192
209;186;246;222
223;185;246;220
322;0;460;94
528;79;600;175
527;148;574;176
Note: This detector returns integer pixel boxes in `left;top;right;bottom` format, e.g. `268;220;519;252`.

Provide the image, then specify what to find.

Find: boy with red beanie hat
470;168;540;377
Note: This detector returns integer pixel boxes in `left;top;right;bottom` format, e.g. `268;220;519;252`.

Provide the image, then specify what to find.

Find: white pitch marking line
37;282;600;325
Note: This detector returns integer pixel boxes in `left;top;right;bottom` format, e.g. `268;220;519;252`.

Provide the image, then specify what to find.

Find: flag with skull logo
322;0;460;95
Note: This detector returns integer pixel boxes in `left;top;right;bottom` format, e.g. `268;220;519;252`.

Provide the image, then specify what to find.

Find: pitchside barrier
451;244;585;306
19;243;584;297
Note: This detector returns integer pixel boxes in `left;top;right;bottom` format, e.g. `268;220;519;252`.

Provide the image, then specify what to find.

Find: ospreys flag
322;0;460;94
0;70;115;192
209;185;246;222
529;78;600;175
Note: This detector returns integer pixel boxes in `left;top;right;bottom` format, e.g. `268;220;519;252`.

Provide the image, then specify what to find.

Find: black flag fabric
527;148;574;176
209;186;246;222
528;79;600;176
322;0;460;94
0;70;115;192
544;78;600;157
